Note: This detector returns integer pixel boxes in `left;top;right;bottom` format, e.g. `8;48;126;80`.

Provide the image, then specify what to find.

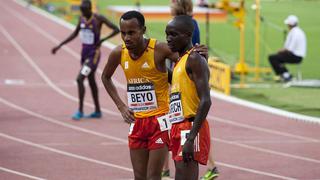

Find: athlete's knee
76;75;85;84
88;78;97;87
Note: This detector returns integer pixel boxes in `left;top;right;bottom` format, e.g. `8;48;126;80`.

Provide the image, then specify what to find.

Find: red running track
0;1;319;180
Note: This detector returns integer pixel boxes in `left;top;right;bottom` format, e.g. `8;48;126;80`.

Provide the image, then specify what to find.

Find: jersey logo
155;138;164;144
141;62;150;69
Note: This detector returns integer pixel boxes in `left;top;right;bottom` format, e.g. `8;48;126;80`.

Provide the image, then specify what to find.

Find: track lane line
1;1;318;179
0;167;46;180
0;97;299;179
1;6;320;166
0;133;133;172
4;3;319;144
0;97;127;143
12;0;320;124
0;24;119;117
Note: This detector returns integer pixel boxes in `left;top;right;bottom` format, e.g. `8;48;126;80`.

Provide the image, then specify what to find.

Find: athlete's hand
193;44;208;60
182;139;194;163
51;46;61;54
119;106;135;123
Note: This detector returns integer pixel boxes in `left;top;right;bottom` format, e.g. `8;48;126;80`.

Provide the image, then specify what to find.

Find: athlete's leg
76;73;86;113
147;146;168;180
175;160;199;180
88;71;101;113
130;148;149;180
162;152;170;177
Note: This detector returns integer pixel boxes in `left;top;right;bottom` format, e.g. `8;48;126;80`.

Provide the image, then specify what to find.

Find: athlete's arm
101;46;135;123
51;17;81;54
96;14;120;47
182;52;212;163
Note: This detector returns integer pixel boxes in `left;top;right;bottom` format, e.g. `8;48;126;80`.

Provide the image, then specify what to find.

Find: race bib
80;29;94;45
127;83;158;112
180;130;190;146
157;114;171;131
168;92;184;124
80;64;92;76
180;129;200;152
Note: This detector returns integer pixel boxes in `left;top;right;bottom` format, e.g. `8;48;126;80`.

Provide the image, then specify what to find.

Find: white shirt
284;26;307;58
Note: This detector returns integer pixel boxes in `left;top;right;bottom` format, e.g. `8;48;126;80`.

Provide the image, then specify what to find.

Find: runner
52;0;119;120
165;15;212;180
101;10;207;180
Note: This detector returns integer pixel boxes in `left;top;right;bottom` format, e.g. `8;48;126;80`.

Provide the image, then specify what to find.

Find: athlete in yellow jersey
102;11;208;180
165;15;212;180
101;11;208;180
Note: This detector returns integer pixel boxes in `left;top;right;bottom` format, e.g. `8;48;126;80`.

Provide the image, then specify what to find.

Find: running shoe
161;169;170;177
85;111;102;118
72;111;83;120
200;167;219;180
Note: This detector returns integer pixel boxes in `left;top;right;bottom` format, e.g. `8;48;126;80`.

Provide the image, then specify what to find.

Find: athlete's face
80;3;92;18
120;18;146;50
165;21;189;52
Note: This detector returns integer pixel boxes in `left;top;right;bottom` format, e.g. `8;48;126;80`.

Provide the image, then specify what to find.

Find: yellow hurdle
208;57;231;95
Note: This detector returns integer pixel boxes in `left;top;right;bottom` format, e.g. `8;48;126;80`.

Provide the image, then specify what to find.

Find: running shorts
128;115;170;150
170;119;210;165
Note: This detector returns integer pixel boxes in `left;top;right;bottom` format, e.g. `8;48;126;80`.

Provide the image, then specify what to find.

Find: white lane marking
213;138;320;164
13;0;320;123
0;133;133;172
0;167;46;180
0;97;298;178
215;162;298;180
226;139;316;144
0;24;119;117
211;91;320;124
4;79;25;85
0;97;127;144
3;1;318;163
3;2;126;90
5;1;320;144
208;115;320;143
1;96;318;180
4;0;318;176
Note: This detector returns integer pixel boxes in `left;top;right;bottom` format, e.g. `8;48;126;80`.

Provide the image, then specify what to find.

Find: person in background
52;0;119;120
171;0;200;45
268;15;307;82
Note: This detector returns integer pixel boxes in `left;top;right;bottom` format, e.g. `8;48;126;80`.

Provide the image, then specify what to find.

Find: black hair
120;10;145;27
173;15;194;36
81;0;92;9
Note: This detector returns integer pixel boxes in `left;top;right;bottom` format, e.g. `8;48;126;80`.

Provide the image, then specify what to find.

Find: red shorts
128;115;170;150
170;119;210;165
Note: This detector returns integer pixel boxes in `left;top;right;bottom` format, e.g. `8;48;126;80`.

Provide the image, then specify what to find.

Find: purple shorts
81;46;101;70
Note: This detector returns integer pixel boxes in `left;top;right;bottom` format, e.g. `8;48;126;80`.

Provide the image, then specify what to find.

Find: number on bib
157;115;171;132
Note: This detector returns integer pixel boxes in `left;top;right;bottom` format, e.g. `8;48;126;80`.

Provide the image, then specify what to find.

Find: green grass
37;0;320;117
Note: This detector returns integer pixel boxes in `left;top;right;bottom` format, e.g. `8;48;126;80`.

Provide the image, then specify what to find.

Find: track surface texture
0;1;319;180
